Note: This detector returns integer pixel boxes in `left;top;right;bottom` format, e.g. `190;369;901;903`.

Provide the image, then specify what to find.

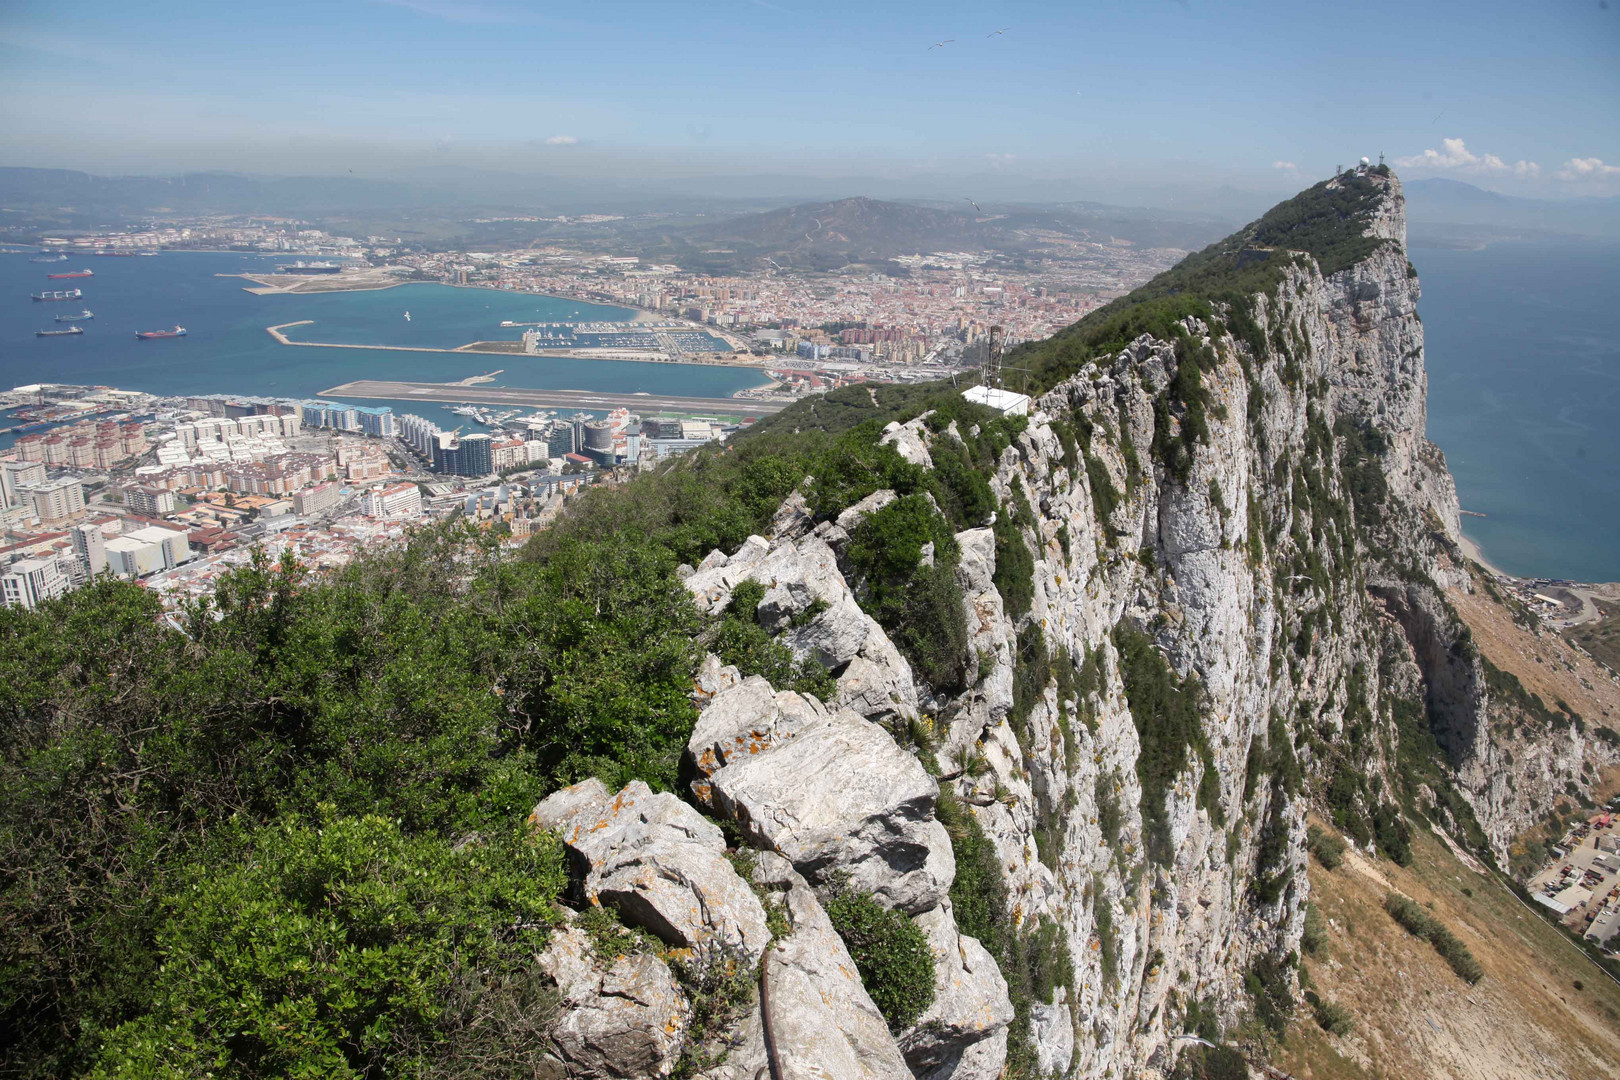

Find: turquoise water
1415;239;1620;583
0;251;764;430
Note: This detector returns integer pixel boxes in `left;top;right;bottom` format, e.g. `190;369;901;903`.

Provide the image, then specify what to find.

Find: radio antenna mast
982;324;1004;389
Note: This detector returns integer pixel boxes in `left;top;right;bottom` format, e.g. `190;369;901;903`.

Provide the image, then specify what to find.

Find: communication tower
982;324;1004;389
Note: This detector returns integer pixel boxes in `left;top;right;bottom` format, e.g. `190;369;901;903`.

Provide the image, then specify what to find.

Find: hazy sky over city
1;0;1616;199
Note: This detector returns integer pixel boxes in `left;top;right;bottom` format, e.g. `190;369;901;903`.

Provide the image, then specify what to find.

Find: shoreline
1456;528;1515;581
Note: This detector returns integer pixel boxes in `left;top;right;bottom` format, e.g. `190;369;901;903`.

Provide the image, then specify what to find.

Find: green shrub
1170;1043;1250;1080
1301;902;1328;955
1383;893;1483;984
1306;824;1346;870
1114;625;1209;866
823;885;935;1031
1305;990;1354;1035
89;813;566;1078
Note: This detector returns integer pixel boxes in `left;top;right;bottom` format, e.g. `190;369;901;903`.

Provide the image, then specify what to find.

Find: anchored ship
55;310;94;322
36;326;84;337
32;289;82;302
135;326;186;340
29;253;67;263
47;269;93;279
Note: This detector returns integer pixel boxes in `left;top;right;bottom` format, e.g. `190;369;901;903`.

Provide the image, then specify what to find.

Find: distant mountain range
635;195;1231;272
1404;178;1620;240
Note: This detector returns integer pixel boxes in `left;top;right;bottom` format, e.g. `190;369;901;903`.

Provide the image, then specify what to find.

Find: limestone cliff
529;169;1616;1080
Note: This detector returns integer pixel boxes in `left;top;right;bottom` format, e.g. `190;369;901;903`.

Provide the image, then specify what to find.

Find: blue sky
1;0;1615;198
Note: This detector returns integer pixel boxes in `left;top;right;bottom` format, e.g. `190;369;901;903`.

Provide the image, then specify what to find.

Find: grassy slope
1568;598;1620;680
1278;825;1620;1080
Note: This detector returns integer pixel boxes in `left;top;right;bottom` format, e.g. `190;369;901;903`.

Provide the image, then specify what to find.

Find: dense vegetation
0;529;703;1076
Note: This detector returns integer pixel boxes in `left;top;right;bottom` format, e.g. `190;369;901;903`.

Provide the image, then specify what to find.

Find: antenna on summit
982;324;1004;389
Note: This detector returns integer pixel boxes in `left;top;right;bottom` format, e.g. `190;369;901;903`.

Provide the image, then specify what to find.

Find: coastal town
0;379;743;616
30;212;1182;395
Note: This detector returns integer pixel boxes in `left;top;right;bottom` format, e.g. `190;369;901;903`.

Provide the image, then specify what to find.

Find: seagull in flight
966;197;981;212
928;39;954;49
986;27;1010;37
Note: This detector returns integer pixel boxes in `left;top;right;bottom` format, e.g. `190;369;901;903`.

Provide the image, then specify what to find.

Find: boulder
835;488;898;533
781;593;872;668
703;852;913;1080
880;418;934;469
767;486;817;542
539;926;689;1079
706;708;955;914
686;675;828;808
897;900;1014;1077
531;780;771;965
834;622;920;725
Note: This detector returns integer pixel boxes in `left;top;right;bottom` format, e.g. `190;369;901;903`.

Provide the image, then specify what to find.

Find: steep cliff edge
604;166;1619;1079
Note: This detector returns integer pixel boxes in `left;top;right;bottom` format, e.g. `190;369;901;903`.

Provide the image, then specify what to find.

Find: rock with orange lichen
539;924;689;1079
531;780;771;965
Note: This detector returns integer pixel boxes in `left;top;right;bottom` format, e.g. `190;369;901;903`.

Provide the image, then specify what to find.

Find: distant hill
1405;177;1620;239
642;195;1230;272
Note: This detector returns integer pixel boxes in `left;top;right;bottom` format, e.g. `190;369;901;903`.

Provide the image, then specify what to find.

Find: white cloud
1272;160;1297;172
1556;157;1620;181
544;134;579;145
1395;137;1539;178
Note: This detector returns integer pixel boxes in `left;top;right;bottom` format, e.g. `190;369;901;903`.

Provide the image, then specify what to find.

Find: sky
0;0;1616;202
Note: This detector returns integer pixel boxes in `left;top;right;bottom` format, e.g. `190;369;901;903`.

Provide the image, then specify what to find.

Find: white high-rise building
1;557;70;610
71;522;107;579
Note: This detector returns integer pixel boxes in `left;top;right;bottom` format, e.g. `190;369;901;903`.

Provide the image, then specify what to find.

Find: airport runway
319;379;790;416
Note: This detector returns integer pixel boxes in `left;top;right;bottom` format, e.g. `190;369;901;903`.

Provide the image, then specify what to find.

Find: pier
318;379;791;417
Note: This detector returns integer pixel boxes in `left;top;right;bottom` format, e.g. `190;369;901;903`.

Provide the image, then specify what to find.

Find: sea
1414;238;1620;584
0;250;765;447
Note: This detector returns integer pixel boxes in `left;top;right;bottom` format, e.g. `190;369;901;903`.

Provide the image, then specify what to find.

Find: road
318;379;791;416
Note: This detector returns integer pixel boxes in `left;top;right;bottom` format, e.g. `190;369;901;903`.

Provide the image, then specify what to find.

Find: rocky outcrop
539;925;689;1079
531;779;772;965
550;170;1586;1080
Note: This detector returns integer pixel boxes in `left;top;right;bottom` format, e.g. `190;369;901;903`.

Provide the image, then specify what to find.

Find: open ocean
0;250;766;446
1415;238;1620;583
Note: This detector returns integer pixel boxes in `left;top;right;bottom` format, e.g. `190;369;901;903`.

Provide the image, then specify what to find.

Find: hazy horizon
2;0;1615;208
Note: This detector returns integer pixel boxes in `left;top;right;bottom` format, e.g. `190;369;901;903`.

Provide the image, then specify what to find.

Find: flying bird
986;27;1010;37
966;197;981;212
928;39;954;49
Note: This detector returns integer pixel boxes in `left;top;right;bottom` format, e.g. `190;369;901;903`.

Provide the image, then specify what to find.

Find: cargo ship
29;253;67;263
47;269;93;279
32;289;82;302
55;310;94;322
36;326;84;337
92;250;139;257
135;326;186;340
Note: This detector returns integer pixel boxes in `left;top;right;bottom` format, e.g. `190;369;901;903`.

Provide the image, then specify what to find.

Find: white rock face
897;899;1016;1078
539;925;689;1079
645;171;1577;1080
705;852;914;1080
531;780;772;965
704;707;956;915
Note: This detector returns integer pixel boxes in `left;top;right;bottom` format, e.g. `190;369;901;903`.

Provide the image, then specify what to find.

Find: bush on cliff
822;883;935;1031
